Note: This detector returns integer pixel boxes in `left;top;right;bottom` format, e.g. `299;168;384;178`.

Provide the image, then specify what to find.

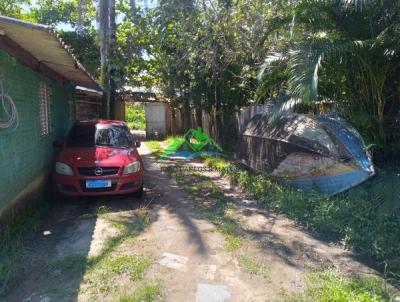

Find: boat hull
237;114;375;195
289;169;374;195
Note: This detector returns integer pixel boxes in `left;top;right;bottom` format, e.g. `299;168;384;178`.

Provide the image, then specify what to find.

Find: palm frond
258;52;286;80
267;97;302;125
288;38;373;103
288;43;324;103
341;0;377;8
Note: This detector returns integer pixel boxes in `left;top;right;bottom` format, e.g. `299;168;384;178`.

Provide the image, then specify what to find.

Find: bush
125;103;145;130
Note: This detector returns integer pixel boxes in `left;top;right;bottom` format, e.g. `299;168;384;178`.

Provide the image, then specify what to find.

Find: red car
52;120;144;197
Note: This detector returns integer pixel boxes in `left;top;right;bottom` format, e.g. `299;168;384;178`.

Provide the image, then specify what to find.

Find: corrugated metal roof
0;16;100;90
76;86;103;97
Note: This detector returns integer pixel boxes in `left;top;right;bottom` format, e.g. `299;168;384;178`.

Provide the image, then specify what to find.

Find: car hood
58;146;140;167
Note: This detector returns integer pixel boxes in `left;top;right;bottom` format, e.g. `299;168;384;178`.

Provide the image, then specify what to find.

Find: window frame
38;82;52;137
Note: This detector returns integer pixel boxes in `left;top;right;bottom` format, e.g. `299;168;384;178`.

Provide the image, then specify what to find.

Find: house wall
0;49;75;222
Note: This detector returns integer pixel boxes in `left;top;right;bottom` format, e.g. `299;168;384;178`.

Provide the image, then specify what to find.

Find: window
66;124;133;148
38;82;52;137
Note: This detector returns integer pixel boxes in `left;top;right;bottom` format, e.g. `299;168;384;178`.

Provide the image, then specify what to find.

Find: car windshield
66;124;133;148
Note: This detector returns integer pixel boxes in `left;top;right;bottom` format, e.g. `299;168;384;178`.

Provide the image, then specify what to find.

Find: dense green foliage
204;157;400;279
2;0;400;155
60;29;100;77
0;0;30;18
143;0;268;142
257;0;400;161
125;103;145;130
2;1;399;158
144;0;399;159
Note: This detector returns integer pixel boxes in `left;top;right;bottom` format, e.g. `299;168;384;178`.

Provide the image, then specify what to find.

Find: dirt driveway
3;143;381;302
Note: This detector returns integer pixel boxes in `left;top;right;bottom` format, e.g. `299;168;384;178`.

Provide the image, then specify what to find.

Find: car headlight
55;162;74;176
123;161;141;175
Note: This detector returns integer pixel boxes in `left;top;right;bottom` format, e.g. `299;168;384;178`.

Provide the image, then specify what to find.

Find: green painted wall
0;49;75;209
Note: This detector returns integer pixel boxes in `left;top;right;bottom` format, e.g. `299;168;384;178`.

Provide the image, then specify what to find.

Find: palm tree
259;0;400;158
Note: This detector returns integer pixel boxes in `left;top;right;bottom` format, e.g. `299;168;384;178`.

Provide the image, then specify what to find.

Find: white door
145;103;166;138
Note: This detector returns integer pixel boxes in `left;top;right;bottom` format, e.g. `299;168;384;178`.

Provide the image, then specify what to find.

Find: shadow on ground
3;154;157;301
3;141;390;301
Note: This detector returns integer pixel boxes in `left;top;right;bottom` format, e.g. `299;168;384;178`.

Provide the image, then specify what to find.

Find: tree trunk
130;0;136;12
196;105;202;128
214;80;223;143
171;108;176;136
77;0;84;35
182;98;191;132
99;0;109;118
109;0;116;119
98;0;117;119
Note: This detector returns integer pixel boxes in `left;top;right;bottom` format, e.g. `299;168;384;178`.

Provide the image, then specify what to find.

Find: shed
0;16;102;226
118;88;174;139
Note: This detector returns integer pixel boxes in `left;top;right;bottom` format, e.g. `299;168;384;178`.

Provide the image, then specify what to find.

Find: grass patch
118;284;162;302
164;135;181;146
203;207;243;252
204;157;400;280
81;208;152;295
145;141;164;158
136;207;151;230
85;255;151;285
224;234;242;252
98;214;149;261
97;205;112;216
171;170;243;252
109;207;150;233
73;254;152;295
0;197;47;295
282;270;391;302
172;172;227;202
55;253;152;296
239;255;270;281
53;208;153;298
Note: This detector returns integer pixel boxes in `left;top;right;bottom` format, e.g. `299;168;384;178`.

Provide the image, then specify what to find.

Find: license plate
86;179;112;189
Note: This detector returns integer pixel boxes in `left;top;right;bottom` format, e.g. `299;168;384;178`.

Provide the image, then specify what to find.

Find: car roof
74;119;127;127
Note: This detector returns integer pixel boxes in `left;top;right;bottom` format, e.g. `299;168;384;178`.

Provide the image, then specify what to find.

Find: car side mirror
53;139;64;148
135;140;141;148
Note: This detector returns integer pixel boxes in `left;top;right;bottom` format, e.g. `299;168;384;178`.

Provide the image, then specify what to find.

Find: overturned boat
237;113;375;195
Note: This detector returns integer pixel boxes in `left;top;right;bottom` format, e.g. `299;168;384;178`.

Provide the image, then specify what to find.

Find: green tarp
163;128;223;159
